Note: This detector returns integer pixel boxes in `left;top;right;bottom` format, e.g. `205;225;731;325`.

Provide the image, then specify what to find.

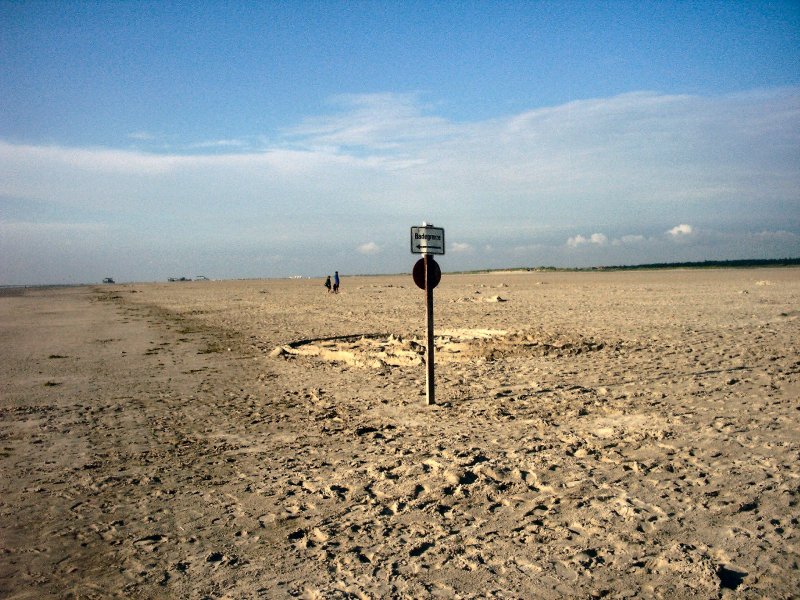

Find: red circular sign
412;257;441;290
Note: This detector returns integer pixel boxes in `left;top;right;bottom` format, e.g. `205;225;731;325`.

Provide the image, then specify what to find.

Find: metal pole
425;253;435;405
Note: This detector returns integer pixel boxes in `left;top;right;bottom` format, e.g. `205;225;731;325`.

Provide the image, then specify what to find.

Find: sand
1;268;798;599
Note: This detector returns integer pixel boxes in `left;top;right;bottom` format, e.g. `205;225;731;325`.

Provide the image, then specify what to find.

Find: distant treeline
533;258;800;272
449;257;800;275
592;258;799;271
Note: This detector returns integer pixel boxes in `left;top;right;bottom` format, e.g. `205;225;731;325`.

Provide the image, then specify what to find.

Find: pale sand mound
1;268;798;598
271;329;607;369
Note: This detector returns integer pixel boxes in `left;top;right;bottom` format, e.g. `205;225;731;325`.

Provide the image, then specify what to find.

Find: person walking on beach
324;275;332;293
333;271;340;293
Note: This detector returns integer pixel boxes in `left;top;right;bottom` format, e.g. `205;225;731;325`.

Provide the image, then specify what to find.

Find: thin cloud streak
4;89;798;202
285;92;457;151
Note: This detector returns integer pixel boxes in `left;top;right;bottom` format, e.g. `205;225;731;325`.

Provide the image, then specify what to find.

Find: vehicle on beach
102;277;115;284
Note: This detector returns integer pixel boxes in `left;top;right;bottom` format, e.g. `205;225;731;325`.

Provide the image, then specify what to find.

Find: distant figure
324;275;332;293
333;271;340;293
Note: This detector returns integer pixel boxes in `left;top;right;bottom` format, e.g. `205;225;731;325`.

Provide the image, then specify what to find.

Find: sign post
411;224;444;406
424;254;436;405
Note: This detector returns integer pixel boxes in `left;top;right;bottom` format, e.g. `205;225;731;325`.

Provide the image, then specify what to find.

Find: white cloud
4;89;798;214
0;140;183;177
668;224;694;237
2;88;799;283
567;235;588;247
357;241;381;254
590;233;608;245
568;233;608;247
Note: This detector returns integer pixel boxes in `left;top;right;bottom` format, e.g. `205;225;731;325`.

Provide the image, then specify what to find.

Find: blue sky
1;1;799;284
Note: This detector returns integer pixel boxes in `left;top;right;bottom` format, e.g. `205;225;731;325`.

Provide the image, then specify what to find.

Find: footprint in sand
133;534;168;552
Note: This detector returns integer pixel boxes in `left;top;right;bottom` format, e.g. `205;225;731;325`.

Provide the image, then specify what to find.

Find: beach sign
410;225;445;255
412;257;441;290
411;223;444;406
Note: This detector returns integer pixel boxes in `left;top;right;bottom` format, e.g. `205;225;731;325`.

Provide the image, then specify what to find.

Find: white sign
410;226;445;255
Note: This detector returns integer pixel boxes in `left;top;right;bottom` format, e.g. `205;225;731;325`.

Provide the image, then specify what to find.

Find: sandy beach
1;268;798;599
